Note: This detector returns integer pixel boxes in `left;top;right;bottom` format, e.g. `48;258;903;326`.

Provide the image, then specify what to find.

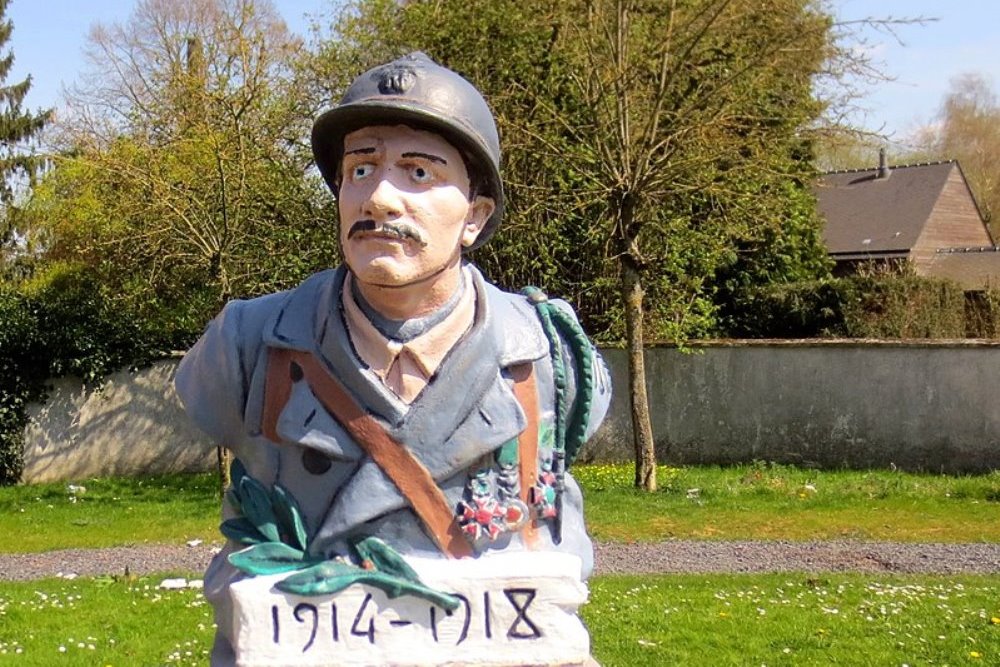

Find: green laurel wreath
221;458;460;611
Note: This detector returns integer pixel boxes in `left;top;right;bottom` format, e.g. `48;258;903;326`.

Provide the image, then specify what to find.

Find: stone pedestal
229;551;591;666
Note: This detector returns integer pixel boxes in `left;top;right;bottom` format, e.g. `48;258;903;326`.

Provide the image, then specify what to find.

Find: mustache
347;220;428;247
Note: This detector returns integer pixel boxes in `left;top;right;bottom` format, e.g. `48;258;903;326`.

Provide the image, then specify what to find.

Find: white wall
22;359;215;483
22;341;1000;483
586;340;1000;474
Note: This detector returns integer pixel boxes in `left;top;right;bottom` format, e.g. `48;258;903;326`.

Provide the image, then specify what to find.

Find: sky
6;0;1000;146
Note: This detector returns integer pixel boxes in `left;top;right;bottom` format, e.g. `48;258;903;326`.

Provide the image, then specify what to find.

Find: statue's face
338;125;495;291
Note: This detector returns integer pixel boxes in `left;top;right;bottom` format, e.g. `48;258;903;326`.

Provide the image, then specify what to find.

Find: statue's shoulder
213;268;339;350
483;281;545;329
482;278;583;333
175;269;339;444
212;290;291;346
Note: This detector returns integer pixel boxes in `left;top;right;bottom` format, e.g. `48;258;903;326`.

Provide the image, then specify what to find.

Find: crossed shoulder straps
260;347;539;559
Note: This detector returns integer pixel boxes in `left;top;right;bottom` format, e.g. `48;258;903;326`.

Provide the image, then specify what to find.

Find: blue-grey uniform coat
175;264;611;663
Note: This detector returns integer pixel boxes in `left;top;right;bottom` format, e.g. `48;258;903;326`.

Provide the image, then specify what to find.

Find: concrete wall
584;340;1000;474
22;359;215;483
21;341;1000;482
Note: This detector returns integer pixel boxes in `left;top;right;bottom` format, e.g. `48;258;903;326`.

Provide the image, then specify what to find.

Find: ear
461;195;495;247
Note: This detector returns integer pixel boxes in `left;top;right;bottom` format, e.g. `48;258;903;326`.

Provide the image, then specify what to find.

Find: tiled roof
925;249;1000;290
814;161;956;256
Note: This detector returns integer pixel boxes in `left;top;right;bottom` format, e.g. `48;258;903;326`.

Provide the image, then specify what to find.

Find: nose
363;176;404;221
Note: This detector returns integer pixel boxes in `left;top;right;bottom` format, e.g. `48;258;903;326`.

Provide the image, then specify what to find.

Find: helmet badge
376;65;417;95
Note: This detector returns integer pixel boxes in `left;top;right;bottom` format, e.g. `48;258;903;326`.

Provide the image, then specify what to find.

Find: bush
727;270;969;339
723;279;844;338
837;273;966;338
0;263;163;484
965;288;1000;337
0;288;43;483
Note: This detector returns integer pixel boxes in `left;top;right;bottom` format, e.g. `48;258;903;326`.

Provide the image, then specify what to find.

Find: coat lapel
313;265;549;542
257;263;549;546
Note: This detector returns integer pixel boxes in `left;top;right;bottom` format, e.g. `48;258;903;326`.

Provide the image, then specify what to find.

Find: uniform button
302;448;332;475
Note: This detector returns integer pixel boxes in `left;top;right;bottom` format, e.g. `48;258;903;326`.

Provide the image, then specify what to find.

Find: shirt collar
341;268;476;381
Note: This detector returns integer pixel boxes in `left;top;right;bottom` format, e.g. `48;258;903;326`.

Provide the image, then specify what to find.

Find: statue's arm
175;300;259;447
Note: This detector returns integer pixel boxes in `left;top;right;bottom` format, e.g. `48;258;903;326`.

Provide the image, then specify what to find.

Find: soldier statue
176;52;611;665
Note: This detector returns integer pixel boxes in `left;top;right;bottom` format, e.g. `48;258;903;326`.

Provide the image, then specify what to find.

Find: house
814;152;1000;290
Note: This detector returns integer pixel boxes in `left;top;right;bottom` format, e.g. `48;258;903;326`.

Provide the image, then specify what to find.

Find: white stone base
229;551;591;666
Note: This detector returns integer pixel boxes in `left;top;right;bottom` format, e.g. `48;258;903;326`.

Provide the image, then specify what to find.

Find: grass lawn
0;573;213;666
0;474;220;553
576;462;1000;543
0;572;996;666
584;573;1000;665
0;462;998;553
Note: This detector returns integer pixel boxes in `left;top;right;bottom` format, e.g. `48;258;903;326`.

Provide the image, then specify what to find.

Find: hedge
0;264;163;484
726;273;976;339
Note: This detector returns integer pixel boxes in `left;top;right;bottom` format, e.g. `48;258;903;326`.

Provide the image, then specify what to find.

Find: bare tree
914;74;999;230
38;0;325;303
551;0;834;489
25;0;334;492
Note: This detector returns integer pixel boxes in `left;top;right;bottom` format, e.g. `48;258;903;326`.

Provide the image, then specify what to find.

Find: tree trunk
217;446;232;498
621;259;658;491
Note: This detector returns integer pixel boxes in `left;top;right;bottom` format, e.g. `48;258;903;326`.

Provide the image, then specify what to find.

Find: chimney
877;147;891;179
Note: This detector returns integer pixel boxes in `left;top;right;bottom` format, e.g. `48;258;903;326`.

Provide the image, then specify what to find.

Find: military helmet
312;52;504;250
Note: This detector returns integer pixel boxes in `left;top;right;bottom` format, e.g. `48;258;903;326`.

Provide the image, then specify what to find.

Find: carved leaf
274;559;360;595
271;483;308;551
351;536;420;582
228;457;249;506
227;542;309;575
220;517;267;545
225;488;242;514
238;475;281;543
276;560;459;610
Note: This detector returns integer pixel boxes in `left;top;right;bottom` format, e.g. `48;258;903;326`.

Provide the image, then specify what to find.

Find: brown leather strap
263;348;473;559
262;348;546;555
509;363;540;548
262;348;294;443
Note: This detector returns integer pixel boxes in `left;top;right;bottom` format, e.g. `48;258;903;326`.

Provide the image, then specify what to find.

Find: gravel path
1;541;998;582
594;541;1000;575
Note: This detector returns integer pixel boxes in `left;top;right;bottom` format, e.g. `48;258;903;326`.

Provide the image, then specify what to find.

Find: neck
352;262;464;321
351;270;465;342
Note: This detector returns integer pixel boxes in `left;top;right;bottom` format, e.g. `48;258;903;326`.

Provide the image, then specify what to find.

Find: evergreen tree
0;0;50;203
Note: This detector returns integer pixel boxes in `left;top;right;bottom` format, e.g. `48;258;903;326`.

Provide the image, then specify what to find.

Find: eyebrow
402;151;447;165
344;147;376;156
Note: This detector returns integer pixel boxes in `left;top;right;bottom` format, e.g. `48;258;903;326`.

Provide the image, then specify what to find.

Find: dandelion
969;651;981;659
991;617;1000;625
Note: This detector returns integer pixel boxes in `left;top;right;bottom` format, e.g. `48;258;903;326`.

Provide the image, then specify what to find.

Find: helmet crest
375;65;417;95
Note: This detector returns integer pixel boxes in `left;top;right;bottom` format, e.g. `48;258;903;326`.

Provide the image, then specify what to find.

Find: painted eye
352;163;375;180
410;165;433;183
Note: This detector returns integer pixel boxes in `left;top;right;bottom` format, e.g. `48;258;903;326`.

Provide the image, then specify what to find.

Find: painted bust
176;52;611;665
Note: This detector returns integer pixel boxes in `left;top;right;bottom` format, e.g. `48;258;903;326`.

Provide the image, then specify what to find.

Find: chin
348;260;423;289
